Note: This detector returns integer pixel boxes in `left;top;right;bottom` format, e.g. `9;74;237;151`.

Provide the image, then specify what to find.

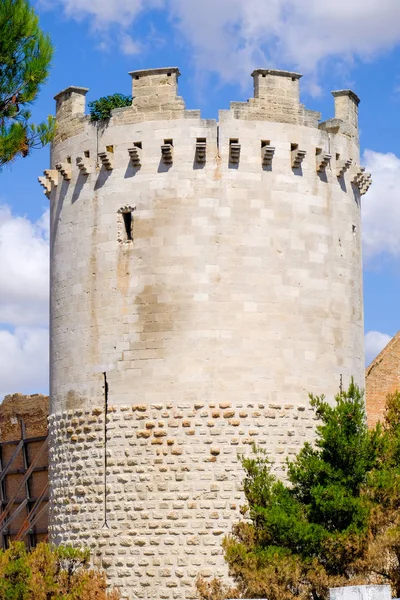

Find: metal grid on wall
0;420;48;549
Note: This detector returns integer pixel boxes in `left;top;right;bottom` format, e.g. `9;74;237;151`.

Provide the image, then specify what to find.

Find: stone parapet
51;68;361;145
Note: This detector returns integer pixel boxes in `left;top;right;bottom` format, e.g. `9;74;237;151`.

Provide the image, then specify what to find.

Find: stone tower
42;67;370;600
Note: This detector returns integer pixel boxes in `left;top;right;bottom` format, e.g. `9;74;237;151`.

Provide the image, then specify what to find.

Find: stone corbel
316;153;331;173
336;158;353;178
76;156;90;175
262;145;275;167
98;151;113;170
118;205;135;214
38;176;51;198
229;142;241;164
291;147;306;169
43;169;59;187
128;146;142;167
360;175;372;195
195;140;207;163
352;167;372;195
55;162;72;181
161;143;173;164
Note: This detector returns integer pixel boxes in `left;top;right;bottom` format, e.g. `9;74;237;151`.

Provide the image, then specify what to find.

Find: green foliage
0;542;119;599
288;382;377;536
88;94;132;122
198;385;400;600
0;0;54;166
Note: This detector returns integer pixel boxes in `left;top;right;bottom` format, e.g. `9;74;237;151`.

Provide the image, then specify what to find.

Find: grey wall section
46;68;368;600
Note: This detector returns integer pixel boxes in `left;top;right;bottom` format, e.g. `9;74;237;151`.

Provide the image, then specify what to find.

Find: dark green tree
88;94;132;122
197;386;400;600
0;0;54;166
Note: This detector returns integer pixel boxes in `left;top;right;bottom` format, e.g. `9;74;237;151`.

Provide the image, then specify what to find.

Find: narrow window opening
66;156;72;164
291;77;296;81
134;141;142;149
122;212;133;241
291;143;298;151
261;140;270;148
84;150;90;158
352;224;357;234
164;138;173;146
230;138;239;145
135;75;139;80
336;153;340;161
197;137;206;143
316;147;322;156
106;145;114;153
262;74;266;78
167;72;172;77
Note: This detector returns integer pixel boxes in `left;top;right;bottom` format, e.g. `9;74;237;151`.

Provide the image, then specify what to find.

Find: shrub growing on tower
88;94;132;122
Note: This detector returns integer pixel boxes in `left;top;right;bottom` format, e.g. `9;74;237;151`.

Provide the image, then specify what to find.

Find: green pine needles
0;542;120;599
197;384;400;600
88;94;132;122
0;0;55;166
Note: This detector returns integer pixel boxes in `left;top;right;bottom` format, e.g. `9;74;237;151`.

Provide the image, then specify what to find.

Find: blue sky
1;0;400;398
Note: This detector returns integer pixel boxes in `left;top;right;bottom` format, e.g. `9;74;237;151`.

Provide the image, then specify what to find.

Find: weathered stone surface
47;67;366;600
49;402;316;598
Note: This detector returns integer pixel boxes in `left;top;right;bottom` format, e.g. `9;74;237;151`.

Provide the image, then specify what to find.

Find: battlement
52;67;361;145
246;68;303;124
129;67;180;97
46;68;370;200
54;85;88;110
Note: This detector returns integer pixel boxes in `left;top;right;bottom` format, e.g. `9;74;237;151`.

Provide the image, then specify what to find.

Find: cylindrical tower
43;68;370;600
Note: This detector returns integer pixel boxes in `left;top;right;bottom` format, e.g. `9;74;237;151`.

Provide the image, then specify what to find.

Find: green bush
88;94;132;122
0;542;119;599
197;385;400;600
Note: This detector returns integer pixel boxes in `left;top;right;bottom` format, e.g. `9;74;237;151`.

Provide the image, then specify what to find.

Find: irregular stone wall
49;401;316;599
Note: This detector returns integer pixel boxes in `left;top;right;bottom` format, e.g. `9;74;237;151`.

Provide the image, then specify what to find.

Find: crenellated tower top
52;67;360;145
41;67;371;200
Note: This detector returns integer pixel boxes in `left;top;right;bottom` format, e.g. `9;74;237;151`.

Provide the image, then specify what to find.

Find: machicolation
43;67;370;600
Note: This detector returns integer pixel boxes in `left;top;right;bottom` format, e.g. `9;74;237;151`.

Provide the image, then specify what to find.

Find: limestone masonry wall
44;67;370;599
49;401;316;599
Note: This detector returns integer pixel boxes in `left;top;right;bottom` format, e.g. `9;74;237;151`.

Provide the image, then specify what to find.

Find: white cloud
39;0;400;82
0;205;49;327
120;33;142;56
37;0;163;28
0;327;49;400
362;150;400;260
0;205;49;400
365;330;392;366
